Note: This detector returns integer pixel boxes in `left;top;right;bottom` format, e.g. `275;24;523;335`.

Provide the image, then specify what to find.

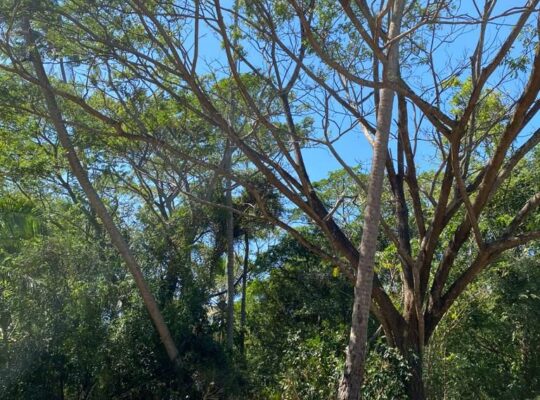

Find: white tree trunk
338;2;405;398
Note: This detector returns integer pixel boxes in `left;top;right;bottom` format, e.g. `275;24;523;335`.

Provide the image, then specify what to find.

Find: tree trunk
338;2;405;399
224;0;240;352
402;320;426;400
240;233;249;354
23;17;179;363
390;304;426;400
406;357;426;400
225;140;235;350
337;85;397;400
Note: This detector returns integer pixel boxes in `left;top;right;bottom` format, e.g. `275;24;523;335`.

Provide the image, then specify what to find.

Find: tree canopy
0;1;539;399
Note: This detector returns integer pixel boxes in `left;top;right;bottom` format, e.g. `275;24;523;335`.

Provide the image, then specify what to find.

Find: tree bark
240;232;249;354
224;2;239;350
23;17;179;363
224;140;235;350
337;84;397;400
406;357;426;400
402;322;426;400
338;2;405;399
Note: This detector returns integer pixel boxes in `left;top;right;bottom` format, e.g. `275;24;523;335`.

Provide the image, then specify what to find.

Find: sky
302;1;538;181
191;0;538;184
35;0;537;188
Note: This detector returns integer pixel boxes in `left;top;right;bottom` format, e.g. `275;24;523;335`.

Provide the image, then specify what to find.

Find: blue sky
193;1;537;183
300;1;539;182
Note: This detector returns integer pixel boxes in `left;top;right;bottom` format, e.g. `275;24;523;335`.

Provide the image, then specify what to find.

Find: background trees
0;0;539;399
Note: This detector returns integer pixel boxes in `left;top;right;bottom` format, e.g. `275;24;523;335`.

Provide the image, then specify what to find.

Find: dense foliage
0;180;538;398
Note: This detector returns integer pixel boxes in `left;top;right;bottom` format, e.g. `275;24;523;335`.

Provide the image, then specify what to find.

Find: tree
338;2;405;397
0;1;539;397
23;8;180;364
0;115;246;398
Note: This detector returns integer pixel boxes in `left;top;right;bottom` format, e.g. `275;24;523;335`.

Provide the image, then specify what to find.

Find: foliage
425;252;540;400
363;340;411;400
0;1;538;398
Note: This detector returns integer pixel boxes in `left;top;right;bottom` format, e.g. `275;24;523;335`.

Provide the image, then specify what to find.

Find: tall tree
19;10;179;364
338;2;405;398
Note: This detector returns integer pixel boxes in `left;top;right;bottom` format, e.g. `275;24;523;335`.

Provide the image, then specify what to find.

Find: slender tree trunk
338;2;404;399
224;0;240;352
225;140;235;350
240;232;249;354
337;84;396;400
23;17;179;363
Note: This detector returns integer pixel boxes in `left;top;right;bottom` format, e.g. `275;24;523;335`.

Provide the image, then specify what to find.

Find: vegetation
0;1;539;399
